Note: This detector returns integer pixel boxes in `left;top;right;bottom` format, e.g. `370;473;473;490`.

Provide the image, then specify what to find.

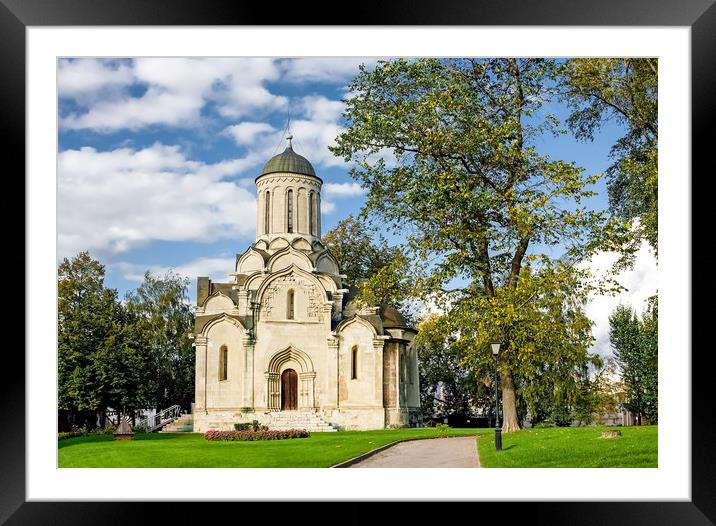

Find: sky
57;57;657;359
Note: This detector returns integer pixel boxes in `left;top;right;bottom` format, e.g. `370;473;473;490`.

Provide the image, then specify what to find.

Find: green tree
332;58;616;431
415;313;492;419
125;271;195;411
58;252;132;428
609;299;658;424
562;58;658;257
323;215;413;317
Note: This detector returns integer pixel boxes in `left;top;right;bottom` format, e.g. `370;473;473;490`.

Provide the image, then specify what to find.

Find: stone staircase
159;413;194;433
267;411;337;432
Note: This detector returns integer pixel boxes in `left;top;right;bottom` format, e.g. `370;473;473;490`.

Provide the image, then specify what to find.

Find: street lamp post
491;341;502;452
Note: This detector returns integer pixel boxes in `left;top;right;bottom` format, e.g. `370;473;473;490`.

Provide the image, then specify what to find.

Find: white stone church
191;138;421;432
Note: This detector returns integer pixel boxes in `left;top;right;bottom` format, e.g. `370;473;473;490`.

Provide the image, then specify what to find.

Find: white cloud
60;58;287;131
580;241;658;359
323;182;365;197
116;256;235;283
281;58;376;83
222;95;347;171
58;59;134;101
321;200;336;214
58;143;257;257
224;122;276;146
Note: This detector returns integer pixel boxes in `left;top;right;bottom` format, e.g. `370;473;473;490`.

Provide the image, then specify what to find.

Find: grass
58;425;658;468
58;427;481;468
477;425;658;468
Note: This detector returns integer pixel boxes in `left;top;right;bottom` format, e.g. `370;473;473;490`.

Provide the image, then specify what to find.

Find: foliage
436;423;451;434
609;298;658;424
416;313;491;419
58;431;85;441
58;252;146;429
562;58;658;259
96;423;117;435
234;423;252;431
125;271;195;411
331;58;623;432
323;215;413;319
234;420;268;432
204;429;310;441
132;423;150;434
58;253;197;430
438;261;603;429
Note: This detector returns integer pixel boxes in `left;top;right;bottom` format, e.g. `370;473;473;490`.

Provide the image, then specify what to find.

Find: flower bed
204;429;310;441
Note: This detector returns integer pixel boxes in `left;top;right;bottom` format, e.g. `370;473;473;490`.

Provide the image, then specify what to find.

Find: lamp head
491;342;501;356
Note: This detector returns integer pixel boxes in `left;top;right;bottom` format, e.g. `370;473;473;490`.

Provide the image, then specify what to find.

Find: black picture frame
5;0;712;522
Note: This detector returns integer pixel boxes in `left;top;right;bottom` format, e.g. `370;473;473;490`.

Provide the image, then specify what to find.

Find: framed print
5;0;714;522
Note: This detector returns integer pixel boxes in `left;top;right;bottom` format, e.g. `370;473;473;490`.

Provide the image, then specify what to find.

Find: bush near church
234;420;268;432
204;429;310;441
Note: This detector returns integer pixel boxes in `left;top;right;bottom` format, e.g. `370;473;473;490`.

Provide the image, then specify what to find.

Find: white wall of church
198;321;245;410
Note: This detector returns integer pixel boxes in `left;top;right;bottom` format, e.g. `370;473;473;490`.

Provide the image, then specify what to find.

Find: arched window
351;345;358;379
296;190;300;233
219;345;228;381
308;190;316;235
287;189;293;233
287;289;295;320
264;191;271;234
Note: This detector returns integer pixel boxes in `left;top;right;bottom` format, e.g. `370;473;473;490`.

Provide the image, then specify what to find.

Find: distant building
191;137;422;431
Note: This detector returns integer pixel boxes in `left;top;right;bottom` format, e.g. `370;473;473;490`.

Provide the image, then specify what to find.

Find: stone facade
191;141;421;432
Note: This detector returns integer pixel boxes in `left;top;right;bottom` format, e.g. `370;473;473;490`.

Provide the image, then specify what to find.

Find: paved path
348;436;480;468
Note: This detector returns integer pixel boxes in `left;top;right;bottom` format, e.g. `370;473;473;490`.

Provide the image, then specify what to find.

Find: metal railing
137;405;182;431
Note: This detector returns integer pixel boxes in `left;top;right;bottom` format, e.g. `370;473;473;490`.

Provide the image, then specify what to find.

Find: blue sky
57;57;657;357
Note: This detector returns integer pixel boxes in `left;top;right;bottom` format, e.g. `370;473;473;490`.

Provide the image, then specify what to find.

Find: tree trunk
501;369;521;433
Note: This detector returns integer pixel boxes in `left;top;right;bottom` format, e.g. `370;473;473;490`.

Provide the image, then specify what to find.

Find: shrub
252;420;268;432
132;423;149;433
97;423;117;435
436;423;451;434
234;421;268;432
204;429;310;441
58;431;84;441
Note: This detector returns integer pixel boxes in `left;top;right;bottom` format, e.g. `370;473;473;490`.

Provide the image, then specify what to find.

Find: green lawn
477;425;658;468
59;425;657;468
58;428;481;468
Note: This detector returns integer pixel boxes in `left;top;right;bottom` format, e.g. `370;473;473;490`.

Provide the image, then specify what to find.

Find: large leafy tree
125;271;195;411
58;252;141;428
562;58;658;257
323;215;413;317
332;58;616;431
609;299;658;424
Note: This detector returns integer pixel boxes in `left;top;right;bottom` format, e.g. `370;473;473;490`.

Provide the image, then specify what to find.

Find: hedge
204;429;310;441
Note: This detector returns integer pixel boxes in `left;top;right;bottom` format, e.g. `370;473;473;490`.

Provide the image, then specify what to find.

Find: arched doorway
281;369;298;410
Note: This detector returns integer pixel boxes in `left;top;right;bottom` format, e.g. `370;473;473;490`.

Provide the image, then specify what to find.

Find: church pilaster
241;335;255;410
194;335;208;412
372;338;387;407
327;336;340;409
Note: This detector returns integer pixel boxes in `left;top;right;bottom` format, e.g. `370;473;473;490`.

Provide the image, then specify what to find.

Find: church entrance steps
266;411;338;432
158;413;194;433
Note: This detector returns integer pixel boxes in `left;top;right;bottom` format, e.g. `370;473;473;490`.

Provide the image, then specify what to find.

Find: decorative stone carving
260;274;324;322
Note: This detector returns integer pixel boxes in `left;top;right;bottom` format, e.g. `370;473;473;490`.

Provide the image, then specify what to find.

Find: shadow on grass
59;432;196;448
134;433;197;441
